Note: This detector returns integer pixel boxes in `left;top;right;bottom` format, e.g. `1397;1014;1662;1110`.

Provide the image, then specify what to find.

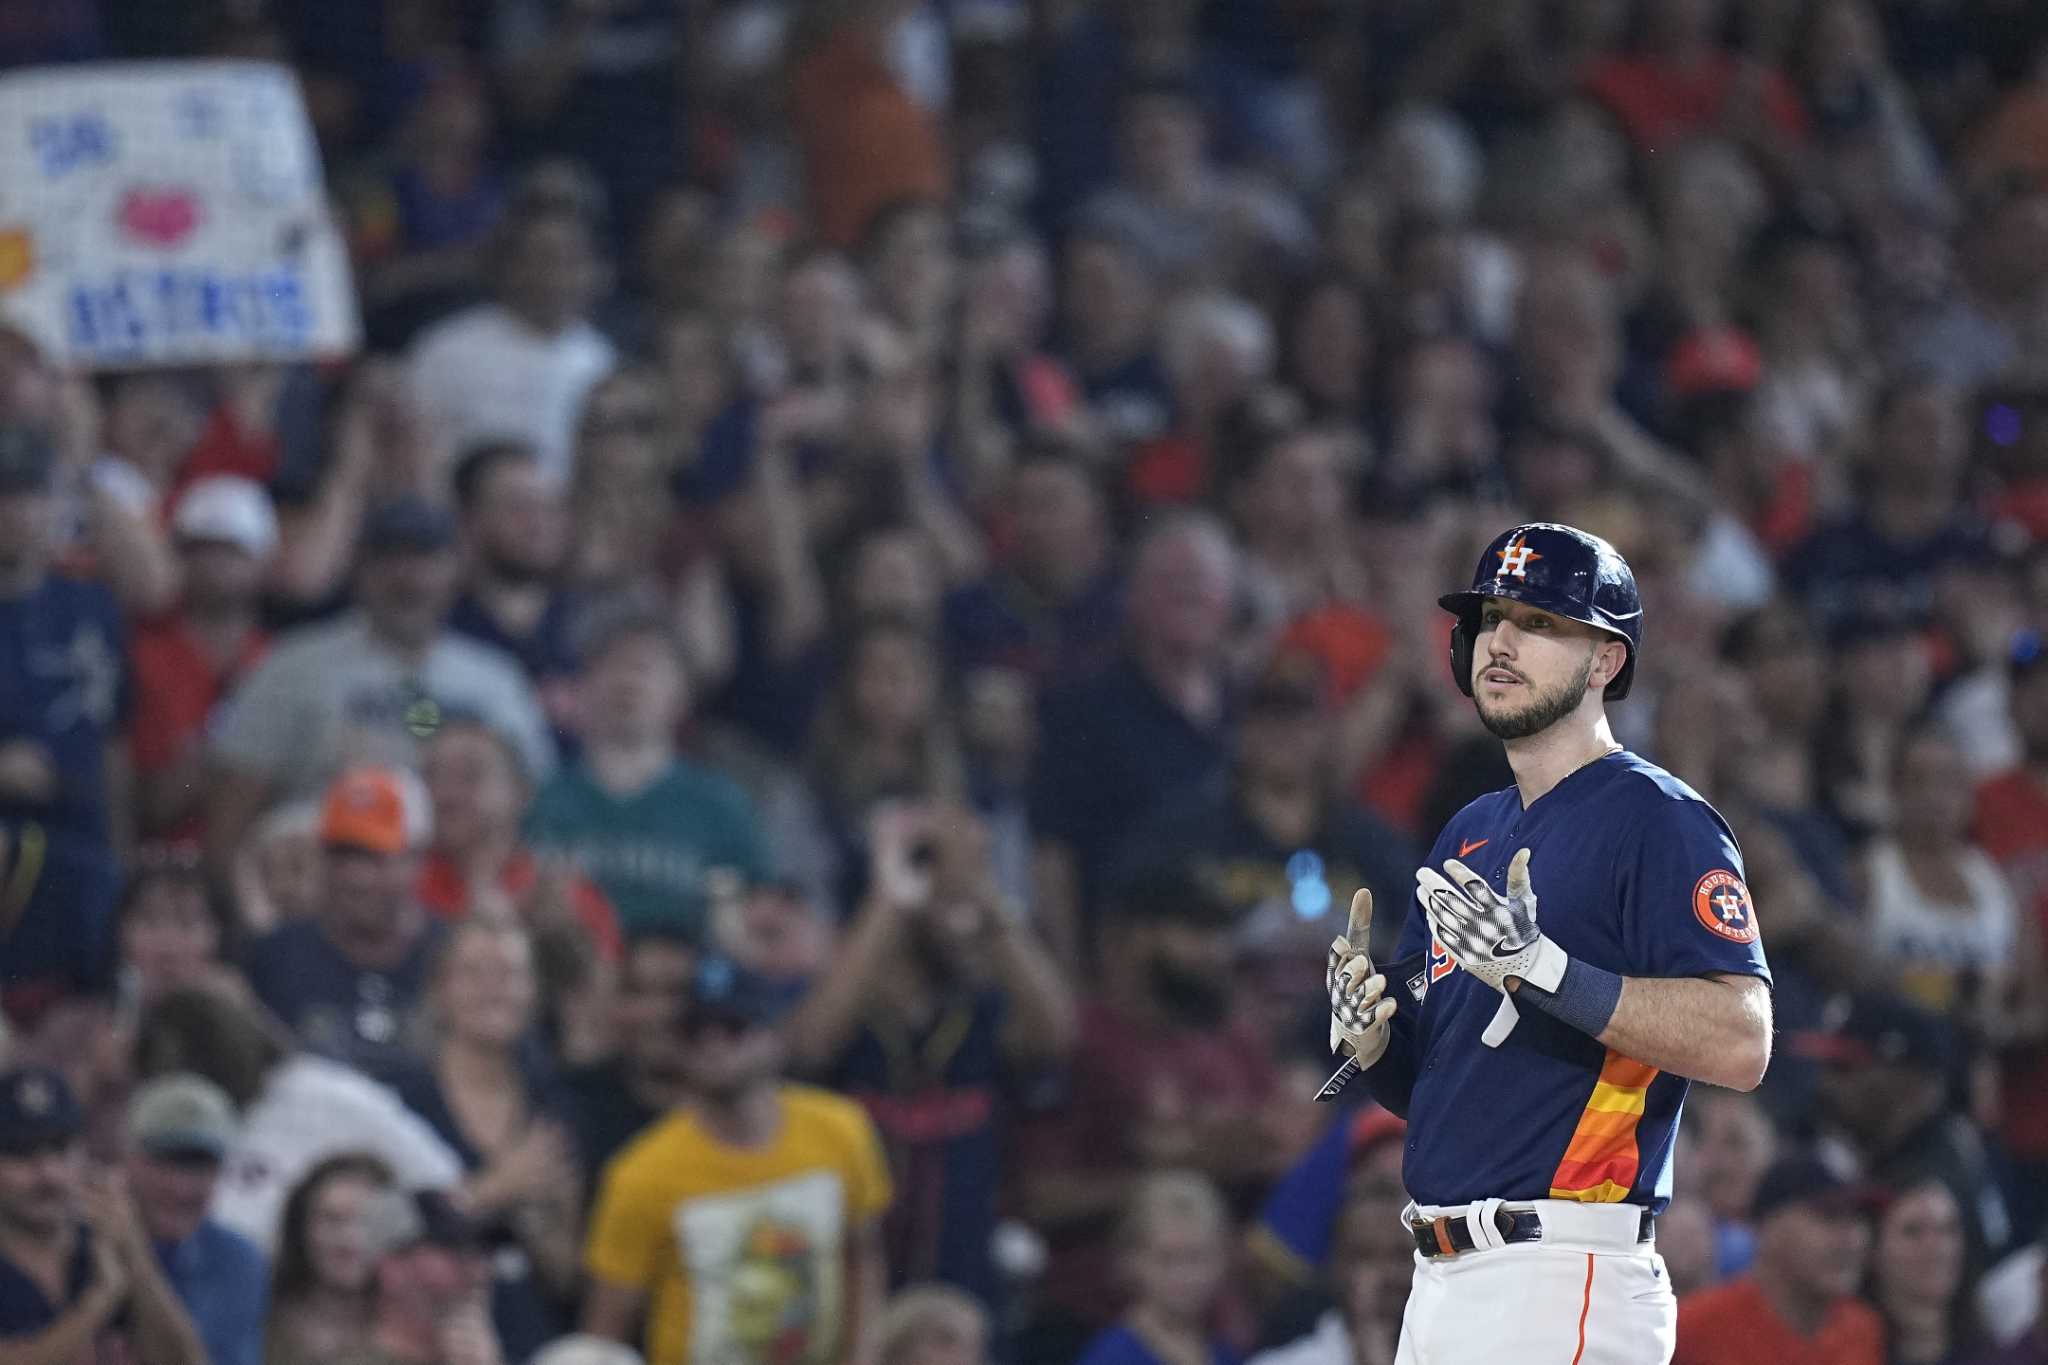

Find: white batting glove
1328;888;1397;1068
1416;848;1568;998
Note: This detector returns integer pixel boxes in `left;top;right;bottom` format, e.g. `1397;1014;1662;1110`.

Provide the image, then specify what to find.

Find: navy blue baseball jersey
1367;751;1770;1213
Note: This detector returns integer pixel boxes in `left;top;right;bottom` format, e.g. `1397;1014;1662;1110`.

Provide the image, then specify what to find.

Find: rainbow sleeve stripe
1549;1050;1659;1203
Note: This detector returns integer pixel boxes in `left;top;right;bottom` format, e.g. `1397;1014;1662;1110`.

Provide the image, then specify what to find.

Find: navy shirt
1030;657;1232;919
0;1225;96;1338
1372;752;1770;1211
1113;779;1417;947
388;1056;579;1361
156;1221;268;1365
1782;513;1989;635
0;574;130;839
829;991;1019;1305
446;591;582;692
244;918;445;1078
943;570;1123;689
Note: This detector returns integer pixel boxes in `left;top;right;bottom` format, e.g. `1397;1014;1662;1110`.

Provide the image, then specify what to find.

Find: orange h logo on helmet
1495;537;1542;579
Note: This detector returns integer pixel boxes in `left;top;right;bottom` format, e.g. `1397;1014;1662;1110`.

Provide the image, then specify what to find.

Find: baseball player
1323;523;1773;1364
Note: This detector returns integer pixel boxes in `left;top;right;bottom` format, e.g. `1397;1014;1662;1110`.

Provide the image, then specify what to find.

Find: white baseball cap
171;476;278;560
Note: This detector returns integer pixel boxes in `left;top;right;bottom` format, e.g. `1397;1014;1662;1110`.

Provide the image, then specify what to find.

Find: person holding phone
787;801;1077;1303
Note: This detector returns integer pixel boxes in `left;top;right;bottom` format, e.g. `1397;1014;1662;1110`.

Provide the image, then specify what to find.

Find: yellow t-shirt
584;1085;894;1365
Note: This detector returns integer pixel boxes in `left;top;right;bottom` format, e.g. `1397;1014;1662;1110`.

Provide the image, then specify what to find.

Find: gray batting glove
1328;887;1397;1067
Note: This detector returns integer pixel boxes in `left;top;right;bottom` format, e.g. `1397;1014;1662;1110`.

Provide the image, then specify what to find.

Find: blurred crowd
3;0;2048;1363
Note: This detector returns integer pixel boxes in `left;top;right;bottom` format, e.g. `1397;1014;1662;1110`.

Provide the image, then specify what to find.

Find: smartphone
871;801;935;908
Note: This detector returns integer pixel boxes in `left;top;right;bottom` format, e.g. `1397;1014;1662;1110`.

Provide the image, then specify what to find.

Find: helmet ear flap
1449;618;1475;698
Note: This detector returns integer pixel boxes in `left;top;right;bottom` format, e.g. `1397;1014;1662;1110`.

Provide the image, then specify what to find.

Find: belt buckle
1427;1214;1458;1258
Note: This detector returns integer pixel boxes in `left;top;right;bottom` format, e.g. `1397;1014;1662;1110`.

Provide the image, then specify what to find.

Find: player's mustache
1481;658;1528;684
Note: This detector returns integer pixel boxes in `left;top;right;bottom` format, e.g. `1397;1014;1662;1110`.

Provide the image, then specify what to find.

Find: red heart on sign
118;188;201;247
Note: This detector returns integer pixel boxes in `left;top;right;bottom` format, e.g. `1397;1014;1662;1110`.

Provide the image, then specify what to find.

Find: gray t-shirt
208;613;554;798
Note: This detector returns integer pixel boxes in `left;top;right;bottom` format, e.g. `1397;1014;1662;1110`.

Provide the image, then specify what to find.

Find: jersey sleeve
584;1154;671;1289
1618;799;1772;985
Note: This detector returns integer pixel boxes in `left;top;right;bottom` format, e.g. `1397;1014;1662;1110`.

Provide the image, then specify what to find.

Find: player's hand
1415;848;1567;997
1328;888;1397;1068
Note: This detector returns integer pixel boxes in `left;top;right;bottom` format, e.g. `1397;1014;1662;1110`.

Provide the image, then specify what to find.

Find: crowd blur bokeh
3;1;2048;1363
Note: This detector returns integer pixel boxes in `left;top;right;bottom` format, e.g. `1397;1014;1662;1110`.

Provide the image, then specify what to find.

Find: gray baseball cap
127;1073;239;1160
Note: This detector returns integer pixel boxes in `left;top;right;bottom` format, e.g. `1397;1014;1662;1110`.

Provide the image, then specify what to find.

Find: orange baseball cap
320;767;430;854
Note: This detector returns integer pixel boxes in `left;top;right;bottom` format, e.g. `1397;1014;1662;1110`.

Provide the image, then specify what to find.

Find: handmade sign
0;61;359;367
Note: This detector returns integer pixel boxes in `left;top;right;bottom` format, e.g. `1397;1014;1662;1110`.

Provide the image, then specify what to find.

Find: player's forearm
1570;973;1771;1091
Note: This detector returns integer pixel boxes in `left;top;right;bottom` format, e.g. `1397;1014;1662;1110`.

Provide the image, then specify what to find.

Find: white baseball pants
1394;1201;1676;1365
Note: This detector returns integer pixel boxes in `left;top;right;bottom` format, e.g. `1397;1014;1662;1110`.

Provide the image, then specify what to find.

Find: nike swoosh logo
1459;838;1490;857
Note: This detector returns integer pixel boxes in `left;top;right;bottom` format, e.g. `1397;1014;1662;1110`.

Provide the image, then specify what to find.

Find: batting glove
1415;848;1569;998
1328;888;1397;1068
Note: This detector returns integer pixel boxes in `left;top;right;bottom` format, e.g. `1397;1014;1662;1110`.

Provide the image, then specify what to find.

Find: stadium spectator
115;850;241;1008
245;767;443;1074
1862;726;2043;1041
803;620;966;909
1975;635;2048;1217
1679;1089;1779;1282
1116;647;1414;944
1806;996;2026;1278
943;448;1122;687
132;989;463;1255
418;717;620;961
527;605;770;939
265;1154;394;1365
1031;513;1238;967
388;921;581;1363
874;1283;991;1365
561;929;696;1181
580;956;893;1365
1021;871;1281;1344
0;424;131;1023
344;61;507;350
0;1066;210;1365
446;443;581;723
1057;221;1172;446
204;496;554;868
1074;1171;1241;1365
405;203;616;487
1245;1195;1414;1365
124;1074;270;1365
332;1187;502;1365
789;0;950;250
1672;1156;1884;1365
130;476;276;844
1784;376;1987;636
788;802;1075;1300
1868;1179;1979;1365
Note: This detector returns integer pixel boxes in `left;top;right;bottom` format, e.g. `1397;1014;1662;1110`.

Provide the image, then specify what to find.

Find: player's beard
1475;650;1594;741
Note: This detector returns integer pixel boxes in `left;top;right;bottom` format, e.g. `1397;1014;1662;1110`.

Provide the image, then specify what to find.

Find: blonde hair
874;1285;987;1365
1117;1169;1229;1255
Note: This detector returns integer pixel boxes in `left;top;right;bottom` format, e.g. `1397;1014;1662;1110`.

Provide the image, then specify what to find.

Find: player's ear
1591;639;1625;691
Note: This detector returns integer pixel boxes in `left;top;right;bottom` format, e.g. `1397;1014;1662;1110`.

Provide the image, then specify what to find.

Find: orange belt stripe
1550;1049;1659;1202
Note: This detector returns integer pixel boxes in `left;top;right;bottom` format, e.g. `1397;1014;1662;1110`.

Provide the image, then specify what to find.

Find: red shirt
1674;1278;1884;1365
127;616;270;841
416;849;623;961
1019;998;1276;1328
1583;55;1808;152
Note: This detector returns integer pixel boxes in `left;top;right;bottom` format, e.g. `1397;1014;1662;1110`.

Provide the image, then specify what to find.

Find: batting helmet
1438;522;1642;701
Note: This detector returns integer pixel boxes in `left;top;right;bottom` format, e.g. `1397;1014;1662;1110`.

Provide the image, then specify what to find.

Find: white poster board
0;61;360;368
